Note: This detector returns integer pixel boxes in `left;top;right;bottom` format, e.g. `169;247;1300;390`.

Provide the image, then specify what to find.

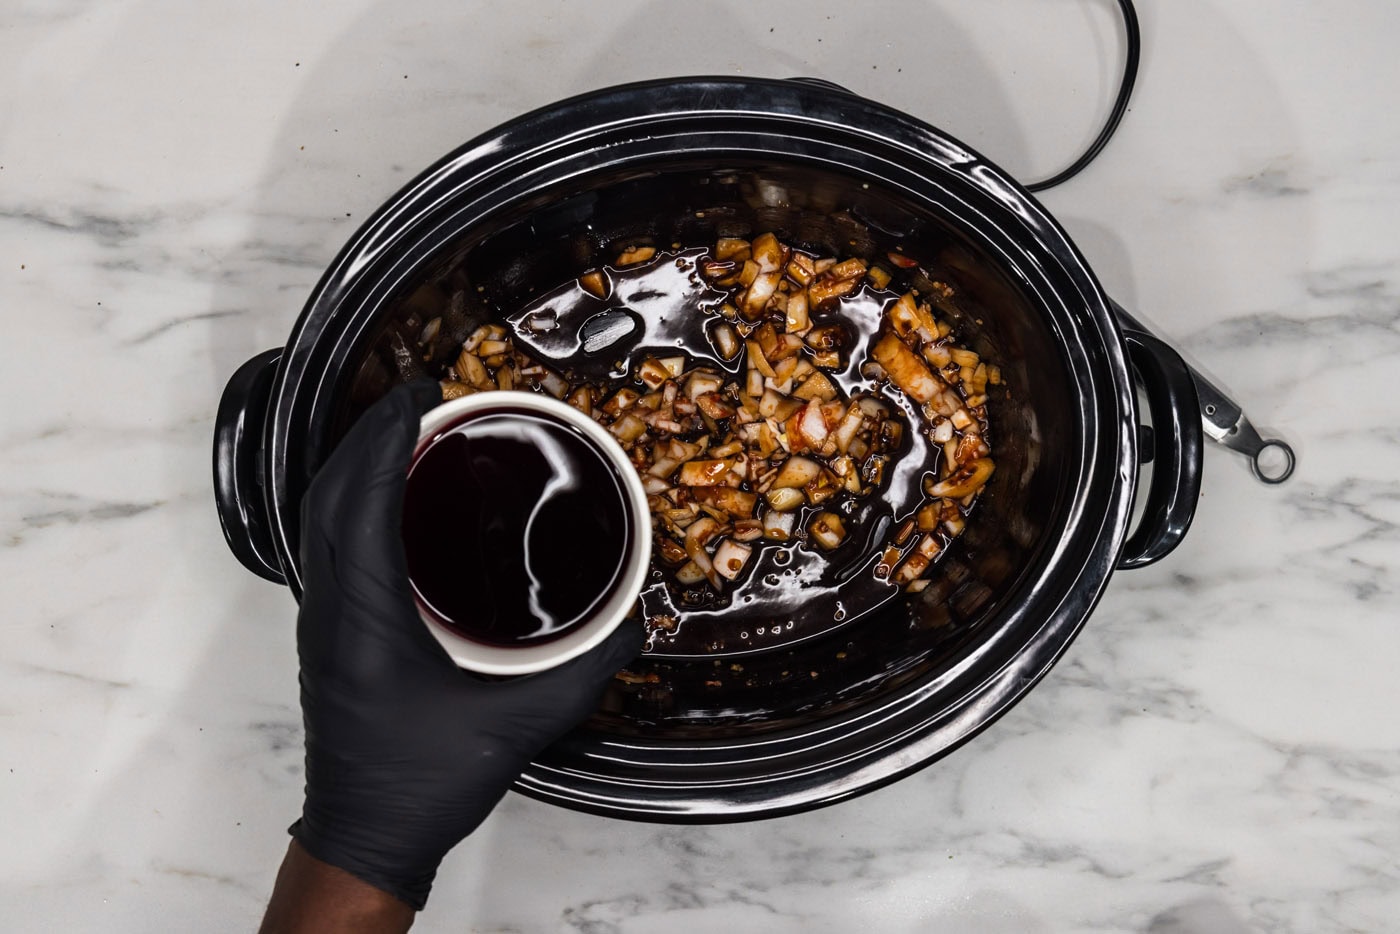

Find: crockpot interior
334;161;1076;738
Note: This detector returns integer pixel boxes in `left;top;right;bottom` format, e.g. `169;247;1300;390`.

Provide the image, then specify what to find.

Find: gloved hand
290;379;643;910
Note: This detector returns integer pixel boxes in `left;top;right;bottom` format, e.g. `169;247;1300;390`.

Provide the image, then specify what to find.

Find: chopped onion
674;561;706;585
579;269;609;298
809;512;847;550
710;322;741;360
714;539;753;580
762;508;796;540
765;487;805;512
926;458;995;498
618;245;656;265
771;455;822;489
678;459;736;486
871;334;941;404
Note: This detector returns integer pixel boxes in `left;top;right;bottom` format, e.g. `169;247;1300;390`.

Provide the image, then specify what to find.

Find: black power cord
1026;0;1141;192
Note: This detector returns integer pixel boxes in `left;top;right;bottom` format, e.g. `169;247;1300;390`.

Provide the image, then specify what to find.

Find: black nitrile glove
290;379;643;910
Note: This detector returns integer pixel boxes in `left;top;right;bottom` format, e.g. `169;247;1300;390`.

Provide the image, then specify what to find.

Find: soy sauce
401;408;632;647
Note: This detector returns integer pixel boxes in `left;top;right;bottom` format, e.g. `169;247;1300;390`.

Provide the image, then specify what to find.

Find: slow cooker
214;77;1206;820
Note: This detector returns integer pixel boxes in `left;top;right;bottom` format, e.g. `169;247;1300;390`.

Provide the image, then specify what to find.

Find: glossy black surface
213;348;285;584
211;77;1205;821
1118;331;1204;569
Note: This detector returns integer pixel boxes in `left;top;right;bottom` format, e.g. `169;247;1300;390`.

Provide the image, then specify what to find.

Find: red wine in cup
401;407;633;647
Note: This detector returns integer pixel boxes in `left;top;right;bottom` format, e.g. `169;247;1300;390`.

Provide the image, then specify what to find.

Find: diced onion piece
609;414;647;444
785;290;810;333
745;365;765;398
683;517;723;588
742;270;781;319
950;348;980;368
797;403;830;449
857;396;888;418
440;379;473;400
478;339;510;357
603;387;640;415
714;539;753;580
711;322;741;360
894;552;930;584
804;469;841;505
772;456;822;489
905;579;931;593
893;518;915;546
709;440;743;458
765;487;806;512
746;342;777;378
986;364;1003;385
759;388;788;419
751;232;786;272
809;512;847;550
693;486;757;518
871;334;942;404
833;402;864;454
566;386;593;415
861;454;888;486
951;407;975;431
771;396;802;421
463;325;491;353
762;508;796;540
805;324;845;352
793;371;838;402
496;365;515;391
867;266;892;290
678;459;736;486
658;538;688;566
637;359;671;389
786;252;817;285
926;458;995;498
642;475;671;495
732;519;764;542
715;238;751;262
874;545;902;579
931;418;954;443
811;350;842;369
916;502;940;531
648;456;680;479
618;245;656;265
888;293;921;337
696;392;736;420
771;333;804;362
674;561;707;585
540;370;570;399
878;419;903;450
419;316;441;346
924;343;953;368
579;269;609;298
454;350;492;389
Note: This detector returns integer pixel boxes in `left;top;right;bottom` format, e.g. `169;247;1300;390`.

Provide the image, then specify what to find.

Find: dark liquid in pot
402;407;633;647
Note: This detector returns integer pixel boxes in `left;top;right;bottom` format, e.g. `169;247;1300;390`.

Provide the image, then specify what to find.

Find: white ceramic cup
408;390;651;676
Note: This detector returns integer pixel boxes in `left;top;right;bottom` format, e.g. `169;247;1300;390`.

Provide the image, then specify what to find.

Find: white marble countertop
4;1;1398;931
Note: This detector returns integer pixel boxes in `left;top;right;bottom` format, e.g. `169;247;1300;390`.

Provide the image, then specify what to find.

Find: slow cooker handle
213;349;287;585
1119;330;1204;569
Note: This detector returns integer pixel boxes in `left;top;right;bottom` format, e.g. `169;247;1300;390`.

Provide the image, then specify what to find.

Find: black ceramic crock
214;77;1202;821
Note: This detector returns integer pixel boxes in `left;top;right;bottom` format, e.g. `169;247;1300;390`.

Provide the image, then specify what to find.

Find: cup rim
409;390;651;675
